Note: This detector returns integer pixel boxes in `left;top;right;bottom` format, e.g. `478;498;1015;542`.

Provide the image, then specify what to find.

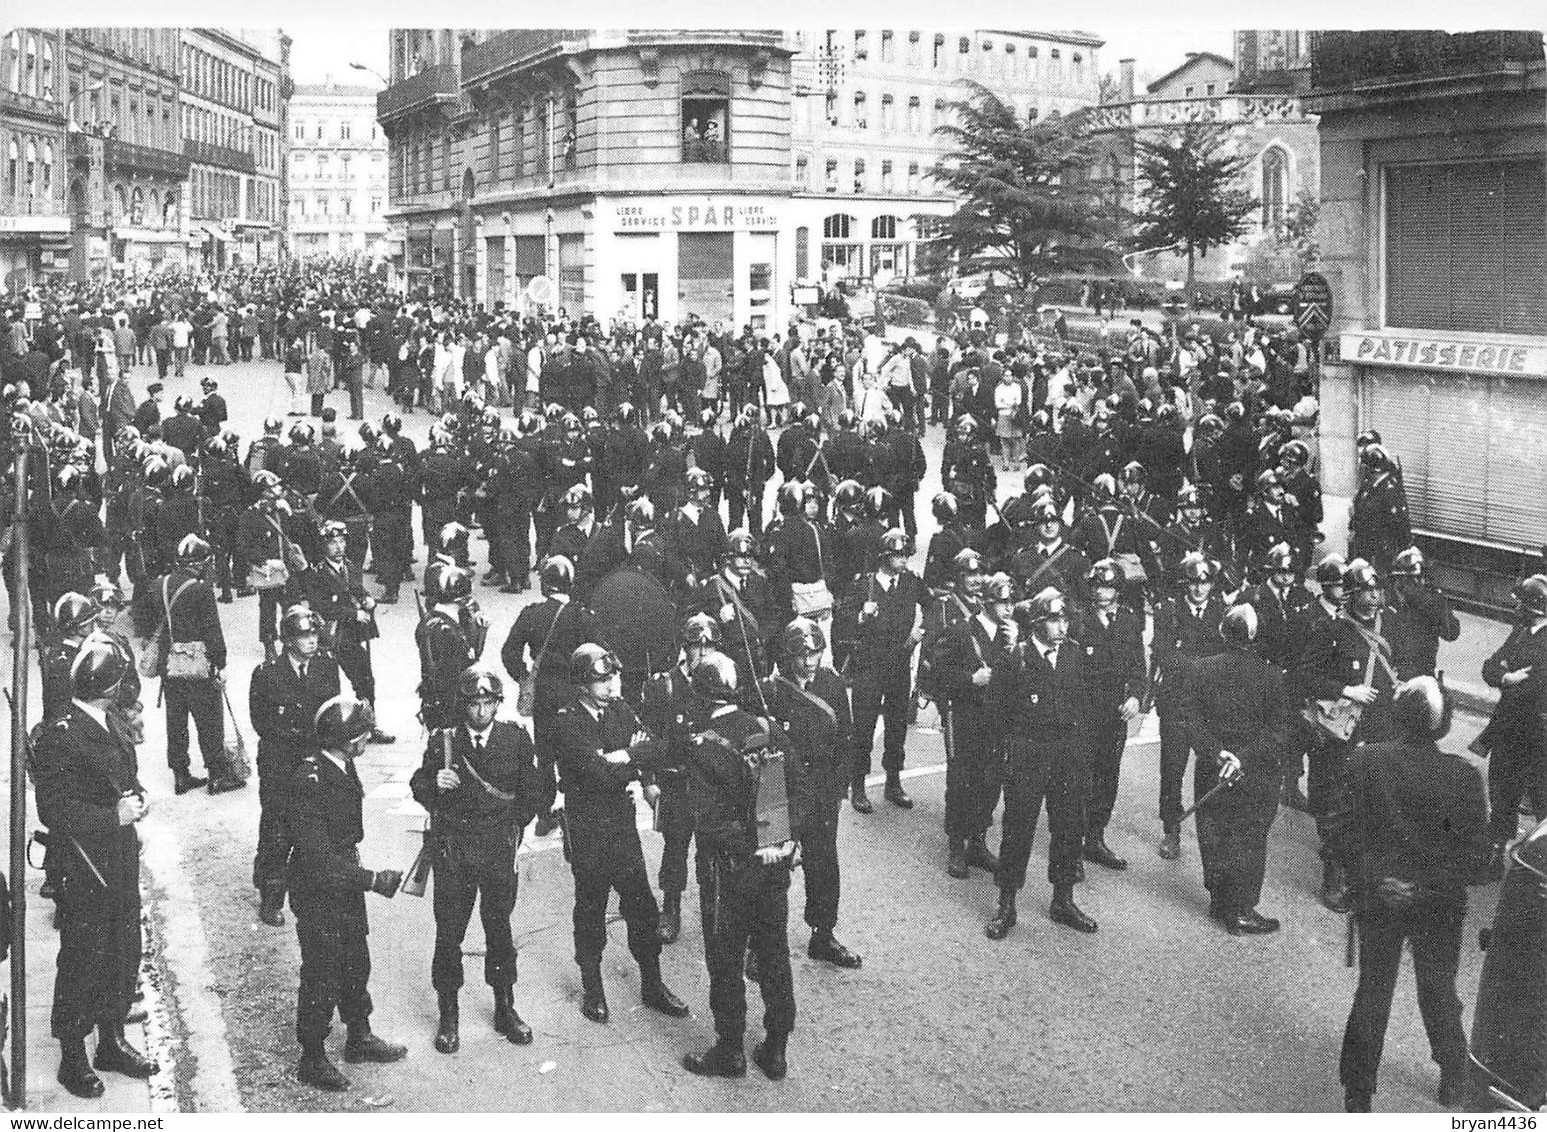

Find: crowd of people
1;259;1539;1110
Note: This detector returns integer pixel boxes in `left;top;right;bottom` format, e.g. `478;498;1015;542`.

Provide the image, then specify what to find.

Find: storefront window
823;244;863;278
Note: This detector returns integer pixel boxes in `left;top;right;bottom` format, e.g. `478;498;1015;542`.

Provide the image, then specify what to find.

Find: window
1386;159;1546;337
958;36;970;54
294;120;305;141
24;35;36;96
907;96;920;133
442;136;451;189
822;213;851;239
794;154;808;188
824;158;838;193
512;104;525;177
880;161;894;193
852;158;865;193
7;33;19;93
880;93;894;132
342;195;352;217
317;194;328;217
880;30;892;62
933;98;945;129
681;71;730;163
488;113;500;180
296;196;306;219
853;30;867;60
853;91;866;127
370;196;381;216
316;154;329;181
1184;86;1194;97
316;121;325;140
1206;83;1216;96
907;161;920;194
112;183;127;221
1261;146;1287;230
1028;106;1039;121
41;39;53;97
7;138;17;197
25;140;35;196
933;33;944;68
130;186;144;225
42;141;51;194
908;30;920;64
1051;48;1060;58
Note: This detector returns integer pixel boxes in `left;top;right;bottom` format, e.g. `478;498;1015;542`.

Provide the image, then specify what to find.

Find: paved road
37;353;1516;1112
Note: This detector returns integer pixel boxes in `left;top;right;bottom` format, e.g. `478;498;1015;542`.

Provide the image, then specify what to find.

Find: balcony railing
1310;30;1544;90
1086;93;1311;132
0;89;65;122
104;138;190;180
377;62;460;122
184;138;256;174
461;29;583;86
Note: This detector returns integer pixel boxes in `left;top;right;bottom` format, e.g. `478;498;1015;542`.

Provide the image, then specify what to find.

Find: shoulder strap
162;576;196;636
1024;544;1070;588
1340;614;1397;687
774;674;838;730
531;601;568;671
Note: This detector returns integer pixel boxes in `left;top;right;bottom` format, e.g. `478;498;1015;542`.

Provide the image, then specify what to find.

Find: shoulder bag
159;577;213;680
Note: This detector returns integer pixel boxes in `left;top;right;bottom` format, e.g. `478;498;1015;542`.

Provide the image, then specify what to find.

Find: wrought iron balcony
461;29;583;86
1310;30;1544;90
184;138;256;174
0;89;65;122
377;62;461;122
104;137;191;179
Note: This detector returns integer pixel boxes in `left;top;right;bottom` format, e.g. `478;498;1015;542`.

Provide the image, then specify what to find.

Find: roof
1146;51;1235;94
984;29;1106;48
291;84;382;99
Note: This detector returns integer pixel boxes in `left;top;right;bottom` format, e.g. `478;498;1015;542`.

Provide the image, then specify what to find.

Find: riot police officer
1183;605;1291;933
681;653;805;1081
416;562;486;731
286;696;407;1092
33;637;156;1098
302;520;391;743
250;604;342;927
409;667;541;1053
765;617;860;968
553;644;689;1025
1475;574;1547;877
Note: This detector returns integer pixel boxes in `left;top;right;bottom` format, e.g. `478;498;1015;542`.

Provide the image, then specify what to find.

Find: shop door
621;273;660;322
677;232;733;326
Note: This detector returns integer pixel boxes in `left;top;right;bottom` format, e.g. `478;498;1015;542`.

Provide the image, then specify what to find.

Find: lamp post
348;62;388;85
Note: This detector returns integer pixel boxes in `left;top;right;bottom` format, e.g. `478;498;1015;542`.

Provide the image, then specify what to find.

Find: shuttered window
1386;159;1547;337
557;233;585;312
1364;368;1547;550
513;235;545;276
485;236;506;308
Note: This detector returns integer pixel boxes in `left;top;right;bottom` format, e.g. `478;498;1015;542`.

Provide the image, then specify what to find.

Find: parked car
1469;816;1546;1111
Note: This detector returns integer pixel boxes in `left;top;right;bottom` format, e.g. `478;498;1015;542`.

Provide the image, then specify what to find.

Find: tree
913;82;1116;290
1132;122;1258;304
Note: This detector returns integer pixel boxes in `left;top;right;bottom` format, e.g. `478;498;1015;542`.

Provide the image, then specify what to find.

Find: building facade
1;29;72;291
1308;30;1547;607
61;28;190;280
380;29;799;330
287;80;390;259
787;28;1103;287
180;28;284;268
1087;35;1320;285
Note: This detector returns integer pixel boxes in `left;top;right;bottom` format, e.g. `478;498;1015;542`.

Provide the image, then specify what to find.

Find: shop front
0;215;73;293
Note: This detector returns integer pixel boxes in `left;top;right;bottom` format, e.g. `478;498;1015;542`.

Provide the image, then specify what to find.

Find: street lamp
349;62;388;85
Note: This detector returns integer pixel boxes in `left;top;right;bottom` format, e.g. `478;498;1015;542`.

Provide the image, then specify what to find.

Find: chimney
1119;58;1135;101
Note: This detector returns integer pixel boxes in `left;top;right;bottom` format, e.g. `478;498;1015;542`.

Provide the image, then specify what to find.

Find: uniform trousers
51;833;141;1038
1085;716;1128;835
1158;707;1196;828
206;507;241;595
851;664;912;779
996;738;1087;890
1488;733;1545;844
432;832;519;991
291;890;373;1047
334;629;376;706
656;779;695;897
726;481;766;536
491;505;532;582
565;811;662;967
1310;733;1352;860
254;740;303;892
164;677;227;776
942;702;1000;840
696;852;795;1041
1339;894;1468;1099
1193;755;1280;914
799;797;842;933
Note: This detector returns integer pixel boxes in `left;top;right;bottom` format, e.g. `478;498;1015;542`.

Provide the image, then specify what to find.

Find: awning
192;220;228;244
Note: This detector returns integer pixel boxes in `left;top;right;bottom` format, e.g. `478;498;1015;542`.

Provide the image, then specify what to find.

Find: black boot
258;887;286;927
173;768;208;795
58;1036;104;1098
1083;830;1128;871
850;778;873;814
985;889;1018;940
579;962;609;1023
947;839;969;879
807;929;862;968
493;985;532;1045
752;1031;789;1080
297;1042;350;1092
342;1022;407;1064
683;1038;747;1078
1158;823;1181;860
965;835;999;873
657;891;682;944
639;955;690;1018
1050;883;1098;933
434;991;459;1054
93;1019;157;1077
883;772;913;809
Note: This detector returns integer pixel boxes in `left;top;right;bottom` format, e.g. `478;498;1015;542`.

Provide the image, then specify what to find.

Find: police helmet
263;416;284;436
457;665;504;704
1024;464;1056;494
953;548;988;580
689;653;739;702
70;634;128;701
680;611;722;647
834;480;865;513
540;555;575;595
439;521;470;551
1255;469;1283;494
177;533;214;566
1088;559;1123;591
625;495;656;528
89;576;128;609
838;409;858;431
880;528;912;556
1220;604;1259;647
434;563;475;602
321;519;348;542
1264;542;1296;573
982;572;1017;603
280;604;323;641
169;464;195;494
779;616;827;658
778;479;815;517
1389;547;1424;577
1512;574;1547;617
931;492;959;524
864;486;894;520
562;483;594;512
1343;558;1383;593
571;643;622;685
1314;554;1348;589
1018;587;1068;625
686;467;715;494
52;592;100;636
1180;552;1215;584
723;529;758;560
314;696;376;750
1279;440;1310;467
1119;461;1146;487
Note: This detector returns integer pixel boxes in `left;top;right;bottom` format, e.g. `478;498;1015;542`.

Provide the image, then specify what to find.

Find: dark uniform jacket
1007;537;1091;601
1071;604;1147;714
302;557;373;645
931;609;996;709
989;632;1097;759
1236;581;1317;673
553;698;664;825
1183;647;1291;770
286;753;375;901
147;567;227;674
250;653;341;749
685;704;811;857
1152;594;1229;714
764;666;853;813
501;597;598;723
1324;736;1490;898
1384;580;1461;680
1296;612;1401;744
409;721;541;840
1477;621;1547;751
33;706;143;893
417;604;481;708
847;568;926;677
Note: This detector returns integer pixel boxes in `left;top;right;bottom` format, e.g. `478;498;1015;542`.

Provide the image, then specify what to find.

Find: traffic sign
1293;271;1333;341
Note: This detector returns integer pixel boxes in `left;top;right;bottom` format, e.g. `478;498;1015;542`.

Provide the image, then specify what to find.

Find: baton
1178;772;1239;823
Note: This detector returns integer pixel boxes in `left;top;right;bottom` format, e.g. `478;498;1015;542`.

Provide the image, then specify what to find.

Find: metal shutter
557;233;585;311
485;236;505;307
795;226;809;280
1501;160;1547;337
1386;165;1449;331
677;232;734;325
1483;373;1547;547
